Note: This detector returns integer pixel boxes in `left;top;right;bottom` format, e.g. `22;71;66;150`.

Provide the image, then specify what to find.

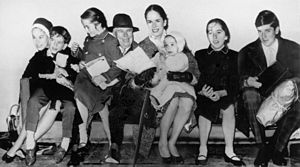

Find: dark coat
237;37;300;137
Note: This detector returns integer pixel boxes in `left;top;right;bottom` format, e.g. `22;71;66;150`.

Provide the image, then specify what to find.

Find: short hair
144;4;168;30
206;18;231;45
255;10;281;36
50;26;71;44
81;7;107;28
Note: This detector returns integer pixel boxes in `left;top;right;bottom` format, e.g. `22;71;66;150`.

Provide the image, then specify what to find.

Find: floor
1;142;300;167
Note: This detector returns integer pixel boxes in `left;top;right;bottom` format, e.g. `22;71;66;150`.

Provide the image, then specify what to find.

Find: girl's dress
194;45;239;122
150;52;196;111
74;30;123;116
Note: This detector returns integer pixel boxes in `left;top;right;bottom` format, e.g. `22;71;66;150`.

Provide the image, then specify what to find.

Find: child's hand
198;84;214;97
54;66;68;78
38;73;56;79
70;64;80;73
209;92;220;102
92;75;107;86
79;61;86;70
214;90;228;97
70;42;80;54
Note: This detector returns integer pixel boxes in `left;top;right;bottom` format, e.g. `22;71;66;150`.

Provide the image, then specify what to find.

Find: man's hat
108;13;139;32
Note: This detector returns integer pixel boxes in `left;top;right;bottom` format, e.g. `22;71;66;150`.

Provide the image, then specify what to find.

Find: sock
61;137;70;151
79;123;87;147
26;131;35;150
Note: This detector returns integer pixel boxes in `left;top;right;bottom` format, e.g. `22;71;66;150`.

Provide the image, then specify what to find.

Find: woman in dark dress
194;18;245;166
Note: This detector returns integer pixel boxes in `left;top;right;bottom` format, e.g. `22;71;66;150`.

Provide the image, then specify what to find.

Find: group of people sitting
1;4;300;167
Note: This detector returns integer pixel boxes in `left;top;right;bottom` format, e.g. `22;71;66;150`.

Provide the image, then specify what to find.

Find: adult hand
92;75;107;86
70;42;79;54
245;76;262;88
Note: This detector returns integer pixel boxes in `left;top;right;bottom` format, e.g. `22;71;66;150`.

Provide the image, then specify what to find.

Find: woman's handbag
256;80;298;127
6;104;21;142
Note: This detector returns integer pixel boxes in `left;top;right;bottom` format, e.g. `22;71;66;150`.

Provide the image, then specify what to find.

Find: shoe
67;150;81;166
54;145;66;164
2;149;26;163
224;153;245;166
2;153;15;163
272;150;287;166
25;147;37;166
42;145;56;155
254;145;270;167
171;155;184;164
67;143;89;166
161;156;172;164
102;145;120;164
195;154;208;165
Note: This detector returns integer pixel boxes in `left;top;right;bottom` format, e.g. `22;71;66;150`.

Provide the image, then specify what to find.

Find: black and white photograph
0;0;300;166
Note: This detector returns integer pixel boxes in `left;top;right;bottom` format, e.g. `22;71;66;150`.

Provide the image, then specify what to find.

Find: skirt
74;69;112;115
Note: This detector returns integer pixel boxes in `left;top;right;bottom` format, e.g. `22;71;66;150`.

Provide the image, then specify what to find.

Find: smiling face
164;36;178;56
257;23;279;47
32;28;49;51
146;10;166;38
81;18;103;37
114;27;133;49
49;34;66;54
207;22;228;51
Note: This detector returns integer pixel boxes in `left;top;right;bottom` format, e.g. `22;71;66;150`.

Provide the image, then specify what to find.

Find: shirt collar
261;38;278;52
93;29;109;40
207;45;229;55
149;30;167;50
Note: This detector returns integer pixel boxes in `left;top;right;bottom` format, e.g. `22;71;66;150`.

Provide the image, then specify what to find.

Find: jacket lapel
249;39;268;72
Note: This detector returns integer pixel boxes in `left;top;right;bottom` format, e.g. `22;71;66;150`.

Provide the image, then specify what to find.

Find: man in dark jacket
238;10;300;167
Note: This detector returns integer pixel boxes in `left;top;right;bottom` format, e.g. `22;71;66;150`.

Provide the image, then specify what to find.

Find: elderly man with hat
103;13;157;164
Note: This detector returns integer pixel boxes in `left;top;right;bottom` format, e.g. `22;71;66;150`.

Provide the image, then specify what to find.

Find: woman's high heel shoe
2;149;26;163
195;154;208;165
161;156;172;164
2;153;15;163
224;153;245;166
171;155;184;164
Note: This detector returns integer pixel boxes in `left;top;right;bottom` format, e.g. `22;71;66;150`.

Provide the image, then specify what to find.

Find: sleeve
101;39;123;83
238;47;251;89
22;53;40;79
193;51;205;92
72;36;89;61
185;52;201;84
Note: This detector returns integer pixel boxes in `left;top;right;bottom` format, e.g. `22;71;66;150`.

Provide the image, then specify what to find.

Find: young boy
25;26;79;166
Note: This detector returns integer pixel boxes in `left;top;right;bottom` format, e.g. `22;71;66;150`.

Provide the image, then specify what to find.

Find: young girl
69;7;123;165
194;18;245;166
150;31;196;110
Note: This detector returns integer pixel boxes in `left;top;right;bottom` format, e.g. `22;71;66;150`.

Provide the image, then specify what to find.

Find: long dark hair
206;18;231;45
144;4;169;30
